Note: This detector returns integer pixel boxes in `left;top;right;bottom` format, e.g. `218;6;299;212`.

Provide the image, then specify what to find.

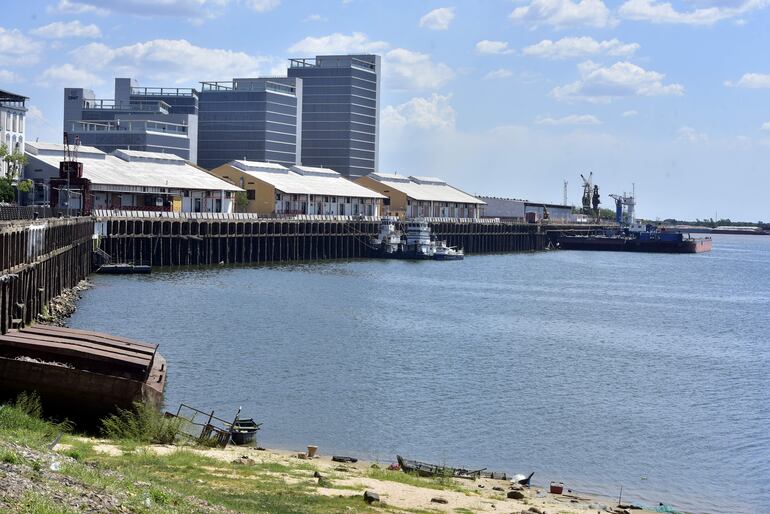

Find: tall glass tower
288;54;380;178
197;77;302;170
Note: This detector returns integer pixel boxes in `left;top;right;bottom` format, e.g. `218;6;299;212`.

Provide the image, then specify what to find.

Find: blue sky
4;0;770;221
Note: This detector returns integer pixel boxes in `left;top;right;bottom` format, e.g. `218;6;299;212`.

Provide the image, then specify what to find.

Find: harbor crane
609;191;636;226
580;173;601;218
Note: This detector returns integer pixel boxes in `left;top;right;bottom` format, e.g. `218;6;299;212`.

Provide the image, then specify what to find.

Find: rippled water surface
69;234;770;513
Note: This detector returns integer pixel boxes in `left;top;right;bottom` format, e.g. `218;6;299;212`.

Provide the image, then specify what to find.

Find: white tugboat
371;218;464;260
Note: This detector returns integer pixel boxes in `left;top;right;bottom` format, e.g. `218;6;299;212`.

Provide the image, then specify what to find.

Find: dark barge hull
559;236;712;253
0;326;166;425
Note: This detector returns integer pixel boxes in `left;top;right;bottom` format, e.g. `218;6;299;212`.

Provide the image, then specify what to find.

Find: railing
83;99;171;113
131;87;196;97
71;120;188;134
0;205;69;220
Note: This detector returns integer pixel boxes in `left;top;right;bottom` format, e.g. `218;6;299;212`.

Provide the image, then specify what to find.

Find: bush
0;392;73;438
100;402;182;444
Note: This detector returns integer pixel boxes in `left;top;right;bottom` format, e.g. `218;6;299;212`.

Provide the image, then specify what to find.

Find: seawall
0;218;93;334
95;215;593;267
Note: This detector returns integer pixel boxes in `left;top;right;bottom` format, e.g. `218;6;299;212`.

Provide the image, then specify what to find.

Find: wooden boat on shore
396;455;510;480
0;325;166;426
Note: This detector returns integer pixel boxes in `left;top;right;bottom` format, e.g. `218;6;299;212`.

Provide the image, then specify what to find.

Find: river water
68;234;769;513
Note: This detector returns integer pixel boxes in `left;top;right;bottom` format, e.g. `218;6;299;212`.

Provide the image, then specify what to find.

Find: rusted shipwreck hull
0;325;166;423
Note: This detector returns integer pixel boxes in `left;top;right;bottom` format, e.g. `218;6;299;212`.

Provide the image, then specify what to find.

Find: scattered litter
363;491;380;504
49;461;60;472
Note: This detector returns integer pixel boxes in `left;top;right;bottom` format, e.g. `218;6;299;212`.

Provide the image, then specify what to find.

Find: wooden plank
6;331;153;363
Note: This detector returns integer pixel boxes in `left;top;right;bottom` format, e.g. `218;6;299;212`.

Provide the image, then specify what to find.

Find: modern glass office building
196;77;302;170
63;78;198;161
288;54;381;178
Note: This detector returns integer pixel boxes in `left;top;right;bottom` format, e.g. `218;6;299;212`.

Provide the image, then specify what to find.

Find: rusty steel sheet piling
1;218;93;335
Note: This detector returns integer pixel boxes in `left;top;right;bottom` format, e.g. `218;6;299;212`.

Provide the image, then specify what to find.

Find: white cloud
48;0;236;20
622;110;639;117
384;48;454;90
287;33;451;90
475;40;515;55
725;73;770;88
26;106;47;124
302;14;327;22
70;39;273;84
41;63;104;87
0;70;21;83
618;0;769;25
510;0;616;28
419;7;456;30
535;114;601;125
244;0;280;12
677;126;708;142
0;27;43;66
484;68;513;80
382;94;455;130
288;32;388;54
552;61;685;103
761;122;770;131
47;0;109;15
523;37;639;59
31;20;102;39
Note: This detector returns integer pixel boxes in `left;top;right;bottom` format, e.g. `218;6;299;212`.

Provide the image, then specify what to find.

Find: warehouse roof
224;160;386;198
25;142;240;191
366;172;484;205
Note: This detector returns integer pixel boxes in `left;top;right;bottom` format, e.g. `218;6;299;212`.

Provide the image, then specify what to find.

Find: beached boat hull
0;326;166;426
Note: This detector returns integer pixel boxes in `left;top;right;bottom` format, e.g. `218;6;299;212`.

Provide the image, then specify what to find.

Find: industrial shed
355;172;485;219
210;160;385;217
24;142;241;213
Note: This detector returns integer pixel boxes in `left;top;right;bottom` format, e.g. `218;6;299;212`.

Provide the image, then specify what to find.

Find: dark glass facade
196;78;301;170
288;54;381;178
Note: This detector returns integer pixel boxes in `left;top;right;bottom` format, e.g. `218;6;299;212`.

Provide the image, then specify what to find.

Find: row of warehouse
21;141;573;221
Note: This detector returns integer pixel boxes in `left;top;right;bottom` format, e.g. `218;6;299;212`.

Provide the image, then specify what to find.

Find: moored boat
371;218;464;260
396;455;509;480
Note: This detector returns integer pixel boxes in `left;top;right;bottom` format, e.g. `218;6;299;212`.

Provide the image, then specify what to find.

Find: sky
3;0;770;221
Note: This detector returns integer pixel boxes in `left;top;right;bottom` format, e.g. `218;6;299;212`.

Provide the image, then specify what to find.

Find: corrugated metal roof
224;160;386;198
25;142;241;192
365;173;484;204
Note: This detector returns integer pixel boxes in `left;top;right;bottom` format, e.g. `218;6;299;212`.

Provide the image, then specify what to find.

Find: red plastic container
549;482;564;494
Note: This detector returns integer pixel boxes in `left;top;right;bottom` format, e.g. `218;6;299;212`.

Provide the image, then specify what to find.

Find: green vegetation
100;402;182;444
367;467;468;493
0;143;29;203
0;395;420;513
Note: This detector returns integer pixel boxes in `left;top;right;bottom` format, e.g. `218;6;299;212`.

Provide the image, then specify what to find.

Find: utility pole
563;179;568;206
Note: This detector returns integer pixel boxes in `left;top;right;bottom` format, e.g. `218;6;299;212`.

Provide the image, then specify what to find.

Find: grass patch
367;467;467;492
12;491;77;514
1;448;19;464
100;402;182;444
0;393;72;448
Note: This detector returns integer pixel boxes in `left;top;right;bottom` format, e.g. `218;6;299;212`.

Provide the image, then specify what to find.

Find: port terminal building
355;172;485;220
210;160;385;217
63;78;198;162
479;196;573;222
24;142;240;213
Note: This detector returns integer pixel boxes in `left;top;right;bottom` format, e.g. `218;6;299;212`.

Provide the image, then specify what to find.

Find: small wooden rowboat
396;455;511;480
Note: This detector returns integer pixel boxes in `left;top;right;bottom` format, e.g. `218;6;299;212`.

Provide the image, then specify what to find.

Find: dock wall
0;218;93;334
96;217;563;267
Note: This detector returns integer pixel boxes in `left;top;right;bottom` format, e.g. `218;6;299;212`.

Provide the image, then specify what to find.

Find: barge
559;229;712;253
0;325;166;424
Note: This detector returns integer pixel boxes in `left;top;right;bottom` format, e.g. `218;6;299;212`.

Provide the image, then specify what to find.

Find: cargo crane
580;173;601;219
609;190;636;227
